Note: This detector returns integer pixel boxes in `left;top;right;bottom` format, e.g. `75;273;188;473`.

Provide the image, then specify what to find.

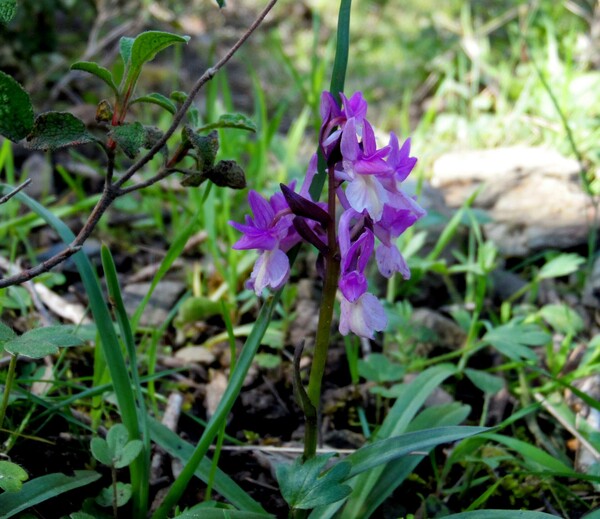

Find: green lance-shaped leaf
26;112;95;151
0;470;101;519
119;36;134;66
0;71;34;142
109;121;146;159
71;61;118;95
123;31;190;96
130;93;176;114
215;0;225;7
3;325;83;359
277;454;352;510
0;461;28;493
0;0;17;25
198;113;257;133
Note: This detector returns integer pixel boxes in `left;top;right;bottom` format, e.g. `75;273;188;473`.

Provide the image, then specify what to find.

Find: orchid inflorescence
230;91;425;339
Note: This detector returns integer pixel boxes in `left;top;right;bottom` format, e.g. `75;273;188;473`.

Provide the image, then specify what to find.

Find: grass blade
151;293;281;519
0;470;101;519
0;185;146;518
148;418;267;514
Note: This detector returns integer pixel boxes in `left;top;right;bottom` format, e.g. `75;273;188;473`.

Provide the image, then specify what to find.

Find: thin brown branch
114;0;278;189
116;167;173;195
0;0;278;289
0;179;31;205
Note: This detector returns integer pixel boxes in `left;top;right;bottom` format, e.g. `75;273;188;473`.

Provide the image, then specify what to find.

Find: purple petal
376;243;410;279
340;118;359;161
339;271;367;302
248;191;275;229
250;248;290;295
345;174;388;221
339;293;387;338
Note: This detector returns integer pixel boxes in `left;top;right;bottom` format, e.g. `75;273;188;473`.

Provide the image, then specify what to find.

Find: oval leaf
26;112;94;151
4;339;57;358
0;71;34;142
0;461;28;493
71;61;118;95
90;437;112;467
0;0;16;25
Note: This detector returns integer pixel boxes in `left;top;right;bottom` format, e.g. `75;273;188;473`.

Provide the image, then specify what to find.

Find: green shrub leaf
215;0;225;7
0;0;16;25
183;127;219;169
0;461;28;493
71;61;118;95
0;71;34;142
26;112;94;151
124;31;189;93
199;113;257;133
130;93;177;114
109;122;146;158
276;454;352;510
119;36;134;66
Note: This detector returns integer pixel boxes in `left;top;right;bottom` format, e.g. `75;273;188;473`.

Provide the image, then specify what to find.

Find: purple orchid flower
339;118;392;221
229;190;300;294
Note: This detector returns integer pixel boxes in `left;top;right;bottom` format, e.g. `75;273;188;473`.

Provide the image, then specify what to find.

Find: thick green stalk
304;167;340;460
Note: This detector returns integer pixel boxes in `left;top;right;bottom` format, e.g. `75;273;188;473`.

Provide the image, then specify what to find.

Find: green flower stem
0;354;18;433
304;166;340;461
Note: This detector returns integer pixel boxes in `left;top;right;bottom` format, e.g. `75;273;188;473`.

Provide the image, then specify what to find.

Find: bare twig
0;179;31;205
0;0;278;289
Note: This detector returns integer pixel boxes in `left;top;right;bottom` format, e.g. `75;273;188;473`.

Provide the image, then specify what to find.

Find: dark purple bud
293;216;329;255
280;183;330;226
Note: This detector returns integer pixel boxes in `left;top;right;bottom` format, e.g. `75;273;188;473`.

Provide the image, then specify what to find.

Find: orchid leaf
0;471;101;519
277;454;351;510
0;71;34;142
